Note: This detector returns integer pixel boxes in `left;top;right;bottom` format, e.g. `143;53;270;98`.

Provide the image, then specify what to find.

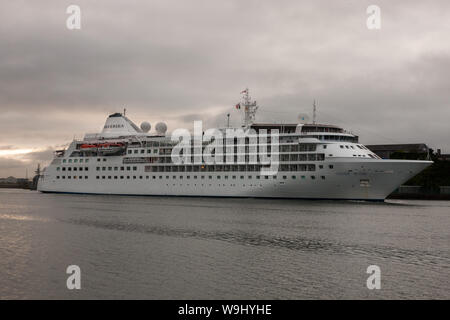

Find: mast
313;100;317;124
241;88;258;127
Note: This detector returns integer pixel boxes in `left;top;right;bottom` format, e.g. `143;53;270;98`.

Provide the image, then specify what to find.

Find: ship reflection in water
0;189;449;299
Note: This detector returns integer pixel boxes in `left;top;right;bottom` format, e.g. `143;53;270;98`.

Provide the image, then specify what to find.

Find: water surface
0;189;448;299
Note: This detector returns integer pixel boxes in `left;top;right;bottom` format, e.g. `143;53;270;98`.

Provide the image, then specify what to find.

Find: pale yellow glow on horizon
0;149;34;157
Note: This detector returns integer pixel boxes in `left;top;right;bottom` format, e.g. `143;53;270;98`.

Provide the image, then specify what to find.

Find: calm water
0;188;448;299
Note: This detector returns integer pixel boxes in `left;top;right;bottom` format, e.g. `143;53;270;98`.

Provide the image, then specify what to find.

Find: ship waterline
37;91;432;200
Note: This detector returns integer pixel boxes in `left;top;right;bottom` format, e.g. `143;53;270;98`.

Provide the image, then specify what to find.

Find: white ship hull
38;158;431;201
37;105;432;201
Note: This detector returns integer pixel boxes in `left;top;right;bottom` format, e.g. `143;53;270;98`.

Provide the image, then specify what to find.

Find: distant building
0;176;18;184
440;186;450;194
366;144;429;159
397;185;422;194
436;149;450;161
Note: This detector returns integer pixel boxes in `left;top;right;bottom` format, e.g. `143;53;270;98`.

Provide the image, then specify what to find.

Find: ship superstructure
38;90;431;200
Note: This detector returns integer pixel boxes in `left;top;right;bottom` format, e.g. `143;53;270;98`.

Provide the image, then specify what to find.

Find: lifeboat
80;144;98;152
97;142;125;155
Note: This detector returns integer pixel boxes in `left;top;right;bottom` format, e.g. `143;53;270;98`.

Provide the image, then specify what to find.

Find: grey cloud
0;0;449;177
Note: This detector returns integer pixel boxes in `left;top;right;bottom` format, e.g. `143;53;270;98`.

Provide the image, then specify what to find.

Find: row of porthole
76;175;327;181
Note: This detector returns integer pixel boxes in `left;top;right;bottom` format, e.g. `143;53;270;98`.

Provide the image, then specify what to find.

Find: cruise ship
37;90;432;200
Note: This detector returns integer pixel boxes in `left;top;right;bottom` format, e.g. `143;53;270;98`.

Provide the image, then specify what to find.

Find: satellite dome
155;122;167;135
140;121;151;133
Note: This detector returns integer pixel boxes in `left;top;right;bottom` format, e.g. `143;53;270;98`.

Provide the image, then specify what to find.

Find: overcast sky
0;0;449;177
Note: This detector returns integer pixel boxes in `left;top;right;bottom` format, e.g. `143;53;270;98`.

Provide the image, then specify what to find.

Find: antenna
313;100;317;124
240;88;258;127
226;113;230;128
123;108;126;116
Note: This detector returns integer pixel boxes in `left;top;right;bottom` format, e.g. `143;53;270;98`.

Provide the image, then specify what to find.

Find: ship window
180;176;183;179
329;165;334;169
69;176;72;179
128;150;132;154
319;165;323;169
256;176;260;179
224;176;228;179
134;150;138;154
292;176;296;179
201;176;205;179
340;145;344;148
208;176;212;179
96;167;100;171
345;146;349;149
154;150;158;154
68;167;72;171
107;167;112;170
321;176;325;180
265;176;268;180
139;176;143;179
194;176;197;179
126;166;130;171
108;176;111;179
152;176;156;179
74;159;78;163
69;159;72;163
103;158;106;162
114;167;118;171
323;145;327;149
97;158;100;162
63;159;67;163
56;176;60;179
248;176;252;179
62;167;66;171
311;176;316;179
120;176;124;179
102;176;105;179
127;176;130;179
96;176;99;179
86;159;89;163
132;166;137;171
283;176;287;179
79;176;82;179
217;176;220;179
173;176;176;179
62;176;65;179
80;159;83;163
147;149;151;153
57;167;60;171
79;167;83;171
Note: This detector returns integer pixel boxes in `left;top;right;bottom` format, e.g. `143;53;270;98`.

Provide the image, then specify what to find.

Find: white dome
140;121;151;133
155;122;167;135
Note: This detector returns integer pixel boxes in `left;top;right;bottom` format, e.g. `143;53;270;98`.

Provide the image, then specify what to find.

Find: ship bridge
250;123;358;143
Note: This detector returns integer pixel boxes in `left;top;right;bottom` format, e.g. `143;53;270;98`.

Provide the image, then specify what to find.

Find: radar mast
240;88;258;127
